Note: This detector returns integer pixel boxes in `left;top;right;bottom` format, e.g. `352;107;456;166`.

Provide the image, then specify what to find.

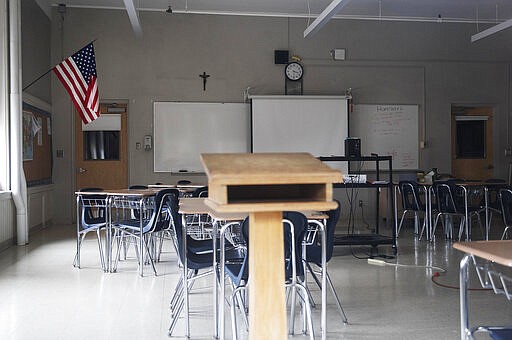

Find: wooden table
453;240;512;339
201;153;342;340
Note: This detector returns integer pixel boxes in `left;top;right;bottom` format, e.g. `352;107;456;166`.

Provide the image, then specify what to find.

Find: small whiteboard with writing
351;104;419;170
153;102;250;172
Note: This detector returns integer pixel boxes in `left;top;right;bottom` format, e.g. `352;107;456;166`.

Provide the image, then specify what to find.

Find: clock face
285;62;303;81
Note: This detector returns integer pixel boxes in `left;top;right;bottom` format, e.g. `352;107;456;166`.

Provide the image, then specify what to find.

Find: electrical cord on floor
431;271;492;291
367;259;492;291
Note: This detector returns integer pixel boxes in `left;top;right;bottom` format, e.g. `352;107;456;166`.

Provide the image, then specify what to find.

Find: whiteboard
251;95;349;173
351;104;419;170
153;102;250;172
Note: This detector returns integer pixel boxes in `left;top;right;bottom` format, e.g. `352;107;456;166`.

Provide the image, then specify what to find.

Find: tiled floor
0;221;511;339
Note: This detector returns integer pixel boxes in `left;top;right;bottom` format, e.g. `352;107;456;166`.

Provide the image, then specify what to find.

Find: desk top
148;183;206;189
201;153;342;186
453;240;512;267
179;198;328;221
75;188;160;197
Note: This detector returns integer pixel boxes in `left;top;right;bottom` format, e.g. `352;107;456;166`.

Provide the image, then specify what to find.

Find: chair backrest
78;187;106;227
282;211;308;280
166;190;187;264
149;188;180;232
128;185;148;189
399;181;422;211
192;186;208;197
238;211;308;283
434;182;460;214
483;179;508;208
306;200;341;266
500;188;512;226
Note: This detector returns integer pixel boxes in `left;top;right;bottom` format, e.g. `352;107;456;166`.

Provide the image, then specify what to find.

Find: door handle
487;164;494;170
78;167;88;174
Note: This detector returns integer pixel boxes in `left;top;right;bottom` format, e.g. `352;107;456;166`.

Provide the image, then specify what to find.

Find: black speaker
345;138;361;158
274;50;289;64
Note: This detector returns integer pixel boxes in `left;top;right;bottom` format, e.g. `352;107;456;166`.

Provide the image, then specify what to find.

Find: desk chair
167;193;245;338
74;188;107;270
499;187;512;240
478;179;507;233
432;181;482;241
432;182;467;241
304;200;348;326
397;181;426;238
188;186;211;239
112;188;177;275
223;212;314;340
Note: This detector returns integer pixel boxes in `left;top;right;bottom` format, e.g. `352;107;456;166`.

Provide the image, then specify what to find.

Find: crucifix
199;71;210;91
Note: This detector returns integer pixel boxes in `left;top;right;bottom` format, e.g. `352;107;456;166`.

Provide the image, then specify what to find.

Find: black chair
432;181;482;241
499;187;512;239
223;212;314;340
478;179;507;233
397;181;426;238
74;187;107;270
192;186;208;197
304;200;348;325
112;188;178;275
128;185;148;189
167;191;245;338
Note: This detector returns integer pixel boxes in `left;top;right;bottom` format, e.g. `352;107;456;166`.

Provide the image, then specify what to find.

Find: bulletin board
22;102;52;186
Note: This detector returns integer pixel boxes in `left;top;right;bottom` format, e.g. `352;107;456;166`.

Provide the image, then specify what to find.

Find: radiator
0;192;15;247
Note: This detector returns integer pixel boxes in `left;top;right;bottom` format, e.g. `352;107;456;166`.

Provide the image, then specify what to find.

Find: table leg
139;197;145;277
484;187;489;241
248;211;287;340
213;219;219;339
181;214;190;337
320;219;327;340
459;254;471;340
107;196;112;272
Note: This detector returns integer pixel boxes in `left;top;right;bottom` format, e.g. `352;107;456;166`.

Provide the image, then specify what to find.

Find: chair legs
306;263;348;324
73;227;105;271
398;210;426;239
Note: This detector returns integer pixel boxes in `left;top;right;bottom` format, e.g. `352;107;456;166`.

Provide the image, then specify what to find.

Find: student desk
454;240;512;339
75;188;160;276
178;197;330;339
200;152;341;340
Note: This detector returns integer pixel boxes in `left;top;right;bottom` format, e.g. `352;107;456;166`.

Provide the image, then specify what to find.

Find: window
456;120;486;159
84;131;120;160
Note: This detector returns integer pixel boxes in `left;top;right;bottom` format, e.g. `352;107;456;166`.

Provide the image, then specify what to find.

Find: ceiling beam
123;0;143;38
304;0;351;38
471;18;512;42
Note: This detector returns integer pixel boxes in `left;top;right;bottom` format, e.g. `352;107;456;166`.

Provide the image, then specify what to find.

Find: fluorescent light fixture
471;18;512;42
123;0;143;38
304;0;351;38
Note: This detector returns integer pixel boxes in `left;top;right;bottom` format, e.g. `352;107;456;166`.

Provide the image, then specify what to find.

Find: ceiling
36;0;512;24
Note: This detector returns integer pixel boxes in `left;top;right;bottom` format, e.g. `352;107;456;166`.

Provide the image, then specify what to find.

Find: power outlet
358;200;363;207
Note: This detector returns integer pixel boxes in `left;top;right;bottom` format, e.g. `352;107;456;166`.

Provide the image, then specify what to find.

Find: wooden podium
201;153;342;339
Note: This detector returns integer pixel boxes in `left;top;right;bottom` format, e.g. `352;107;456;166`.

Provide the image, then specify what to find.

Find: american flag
53;43;100;124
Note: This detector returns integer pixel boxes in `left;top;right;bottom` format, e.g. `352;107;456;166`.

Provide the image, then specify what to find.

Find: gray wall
22;0;51;103
48;7;512;223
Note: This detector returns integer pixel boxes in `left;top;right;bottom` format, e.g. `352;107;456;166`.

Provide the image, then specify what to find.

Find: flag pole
22;39;98;92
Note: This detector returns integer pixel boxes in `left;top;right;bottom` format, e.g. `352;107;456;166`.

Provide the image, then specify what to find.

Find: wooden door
451;106;494;181
75;103;128;190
